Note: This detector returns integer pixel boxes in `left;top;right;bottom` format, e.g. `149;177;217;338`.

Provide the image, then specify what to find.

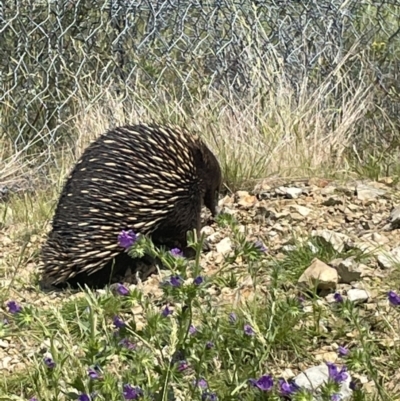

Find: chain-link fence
1;0;400;151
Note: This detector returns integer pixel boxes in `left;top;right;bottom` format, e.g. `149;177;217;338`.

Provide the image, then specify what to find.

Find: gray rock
330;257;362;283
347;289;370;304
216;237;233;255
311;229;351;252
377;247;400;269
356;183;386;201
294;363;353;400
276;186;303;199
389;205;400;229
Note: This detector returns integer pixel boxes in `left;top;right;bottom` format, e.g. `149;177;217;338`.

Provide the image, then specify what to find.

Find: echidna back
40;123;222;287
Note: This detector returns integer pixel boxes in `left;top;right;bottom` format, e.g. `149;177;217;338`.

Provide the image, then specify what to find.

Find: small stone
215;237;233;255
298;258;338;290
293;205;312;217
201;226;215;236
356;183;386;201
236;191;257;208
347;289;370;304
311;229;351;252
290;212;304;221
377;247;400;269
282;245;297;252
315;351;337;363
323;197;343;206
276;186;303;199
389;205;400;229
218;195;234;207
0;356;12;371
330;257;362;283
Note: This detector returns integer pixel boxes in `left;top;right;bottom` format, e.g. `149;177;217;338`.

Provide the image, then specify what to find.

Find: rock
282;245;297;252
201;226;215;236
323;197;343;206
389;205;400;229
276;186;303;199
215;237;233;255
294;363;353;400
361;232;390;245
377;247;400;269
298;258;338;291
311;229;351;252
315;351;338;363
356;183;386;201
235;191;257;208
347;289;370;304
330;257;362;283
218;195;234;207
293;205;312;217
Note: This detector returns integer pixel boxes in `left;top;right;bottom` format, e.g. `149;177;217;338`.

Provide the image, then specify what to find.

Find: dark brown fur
40;123;222;288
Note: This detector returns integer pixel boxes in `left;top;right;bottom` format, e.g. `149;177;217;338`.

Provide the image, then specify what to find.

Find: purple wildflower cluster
249;374;299;396
44;356;56;369
116;283;130;296
327;362;348;383
170;248;184;257
6;300;22;314
118;229;138;249
334;293;344;303
193;378;218;400
388;290;400;306
123;384;143;400
249;362;348;398
254;240;268;253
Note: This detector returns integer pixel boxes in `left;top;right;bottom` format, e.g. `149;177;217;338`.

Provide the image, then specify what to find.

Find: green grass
0;212;399;401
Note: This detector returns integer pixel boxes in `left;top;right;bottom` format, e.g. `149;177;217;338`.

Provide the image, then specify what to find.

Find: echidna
40;123;222;288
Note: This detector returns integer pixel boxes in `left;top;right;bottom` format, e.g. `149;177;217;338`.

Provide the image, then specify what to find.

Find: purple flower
244;324;254;336
169;275;183;287
118;230;138;249
78;395;91;401
122;384;143;400
195;378;208;389
170;248;183;257
88;366;100;380
229;312;237;324
113;316;126;329
249;375;274;391
116;283;129;296
278;379;299;396
161;305;173;317
202;391;218;401
193;276;204;285
206;341;214;349
254;240;267;253
43;356;56;369
118;338;136;350
334;293;344;303
331;394;341;401
177;360;189;372
388;290;400;306
338;346;349;357
29;398;38;401
189;325;197;335
6;300;22;314
327;362;348;384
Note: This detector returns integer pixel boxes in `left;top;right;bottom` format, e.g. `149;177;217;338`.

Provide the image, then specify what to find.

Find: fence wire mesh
1;0;400;150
